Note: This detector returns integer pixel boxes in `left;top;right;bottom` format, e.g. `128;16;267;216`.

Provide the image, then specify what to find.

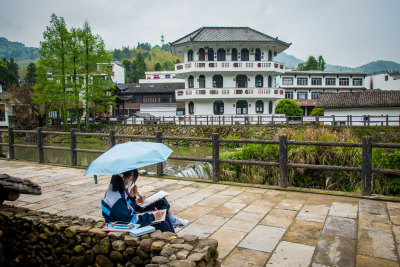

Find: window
255;75;263;87
236;75;248;88
285;91;294;99
385;75;389;81
188;76;194;88
232;48;238;61
339;78;349;86
268;75;272;88
311;78;322;85
297;78;308;85
353;78;363;86
187;50;193;61
269;101;273;114
217;48;226;61
213;75;223;88
236;100;248;114
268;50;272;61
241;49;249;61
165;74;170;79
213;101;224;115
255;49;261;61
297;92;308;99
282;77;293;86
255;100;264;114
208;48;214;61
198;48;205;61
188;101;194;115
326;78;336;85
199;75;205;88
312;92;320;99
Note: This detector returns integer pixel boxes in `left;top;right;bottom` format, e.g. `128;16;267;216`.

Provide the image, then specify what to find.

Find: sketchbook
130;225;156;237
138;191;169;208
136;209;167;224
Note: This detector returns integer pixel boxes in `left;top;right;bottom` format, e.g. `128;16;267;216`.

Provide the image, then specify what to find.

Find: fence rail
0;128;399;197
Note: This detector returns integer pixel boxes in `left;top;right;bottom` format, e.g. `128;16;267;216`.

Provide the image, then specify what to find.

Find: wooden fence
0;128;399;197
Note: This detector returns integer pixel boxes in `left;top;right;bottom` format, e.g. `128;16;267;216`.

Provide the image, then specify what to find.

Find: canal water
1;141;235;178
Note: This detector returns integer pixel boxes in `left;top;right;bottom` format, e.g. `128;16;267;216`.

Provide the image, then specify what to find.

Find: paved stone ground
2;159;400;267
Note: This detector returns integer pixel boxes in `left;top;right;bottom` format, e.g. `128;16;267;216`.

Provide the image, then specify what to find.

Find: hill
0;37;39;64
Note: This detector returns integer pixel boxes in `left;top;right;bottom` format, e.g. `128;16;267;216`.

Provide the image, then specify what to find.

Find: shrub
275;99;303;119
310;108;324;116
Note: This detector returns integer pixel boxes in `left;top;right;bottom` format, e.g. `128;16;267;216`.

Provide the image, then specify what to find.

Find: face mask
126;181;134;190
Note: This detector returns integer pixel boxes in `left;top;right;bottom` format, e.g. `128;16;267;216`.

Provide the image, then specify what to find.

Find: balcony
175;88;285;100
175;61;285;74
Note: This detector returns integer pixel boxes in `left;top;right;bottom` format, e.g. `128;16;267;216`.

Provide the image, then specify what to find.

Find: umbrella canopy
84;141;173;176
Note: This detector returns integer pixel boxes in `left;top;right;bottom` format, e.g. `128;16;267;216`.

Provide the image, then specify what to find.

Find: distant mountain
354;60;400;75
275;52;303;68
0;37;39;63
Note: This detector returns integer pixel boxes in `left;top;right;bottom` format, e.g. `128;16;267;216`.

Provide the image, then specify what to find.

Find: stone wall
0;205;219;267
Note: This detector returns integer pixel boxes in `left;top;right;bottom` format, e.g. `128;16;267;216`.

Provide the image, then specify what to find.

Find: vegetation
219;128;400;195
33;14;114;130
275;99;303;118
0;58;19;87
297;55;325;71
310;108;324;116
0;37;39;62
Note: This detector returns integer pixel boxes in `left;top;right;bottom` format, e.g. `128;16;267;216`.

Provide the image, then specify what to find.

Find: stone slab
358;228;397;261
209;229;246;259
260;208;297;228
323;216;356;240
388;207;400;225
177;214;229;238
283;220;324;246
238;225;286;253
329;202;358;219
359;199;387;215
209;202;246;217
176;205;213;222
356;255;399;267
197;194;234;208
296;205;330;223
313;234;356;267
275;198;305;211
229;192;263;205
266;241;314;267
242;203;273;214
222;211;265;233
222;247;270;267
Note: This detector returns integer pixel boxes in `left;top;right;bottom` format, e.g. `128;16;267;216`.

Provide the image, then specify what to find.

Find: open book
102;222;140;232
136;209;167;224
138;191;169;208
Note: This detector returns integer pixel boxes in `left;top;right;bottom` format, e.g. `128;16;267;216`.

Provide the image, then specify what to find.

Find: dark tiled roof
283;70;366;76
316;90;400;109
171;27;290;47
116;83;184;94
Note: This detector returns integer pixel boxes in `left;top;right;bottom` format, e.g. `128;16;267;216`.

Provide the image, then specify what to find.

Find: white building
0;83;11;127
280;71;367;115
316;91;400;126
140;71;185;84
170;27;290;116
365;70;400;91
97;63;125;84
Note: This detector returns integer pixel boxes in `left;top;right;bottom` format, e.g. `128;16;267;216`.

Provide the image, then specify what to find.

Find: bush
275;99;303;119
310;108;324;116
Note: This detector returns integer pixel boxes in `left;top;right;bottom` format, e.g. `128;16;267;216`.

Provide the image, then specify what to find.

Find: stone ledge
0;204;220;267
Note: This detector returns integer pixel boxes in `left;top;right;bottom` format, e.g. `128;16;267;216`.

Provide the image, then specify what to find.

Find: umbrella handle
94;175;98;184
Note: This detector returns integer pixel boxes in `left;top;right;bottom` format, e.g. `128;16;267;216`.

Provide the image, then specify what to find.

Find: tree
297;55;326;71
25;63;36;83
113;49;122;61
7;58;19;79
161;44;170;51
137;42;151;51
0;59;18;88
275;99;303;118
132;53;146;83
152;45;161;50
154;62;162;71
122;59;133;83
310;108;324;116
35;13;70;130
162;59;174;71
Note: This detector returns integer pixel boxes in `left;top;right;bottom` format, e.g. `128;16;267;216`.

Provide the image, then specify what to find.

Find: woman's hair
110;174;125;193
122;169;139;183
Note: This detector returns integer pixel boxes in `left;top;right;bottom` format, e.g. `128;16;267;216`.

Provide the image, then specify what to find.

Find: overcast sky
0;0;399;67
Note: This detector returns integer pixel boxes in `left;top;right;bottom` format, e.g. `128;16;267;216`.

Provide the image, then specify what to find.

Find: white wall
365;74;400;91
111;63;125;84
324;107;400;126
140;104;177;117
0;103;11;127
185;73;277;89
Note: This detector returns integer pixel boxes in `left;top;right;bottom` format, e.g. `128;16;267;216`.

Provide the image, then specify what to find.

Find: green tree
297;55;326;71
310;108;324;116
154;62;162;71
161;44;170;51
25;63;37;83
137;42;151;51
7;58;19;79
113;49;122;61
275;99;303;118
132;53;146;83
318;56;326;71
152;45;161;50
80;20;113;124
0;58;18;88
36;13;70;130
122;59;133;83
161;59;174;70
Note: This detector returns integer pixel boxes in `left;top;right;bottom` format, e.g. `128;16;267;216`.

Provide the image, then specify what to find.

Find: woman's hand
136;196;146;204
154;211;164;221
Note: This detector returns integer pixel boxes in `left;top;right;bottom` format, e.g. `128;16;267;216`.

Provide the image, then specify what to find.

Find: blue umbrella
84;142;173;182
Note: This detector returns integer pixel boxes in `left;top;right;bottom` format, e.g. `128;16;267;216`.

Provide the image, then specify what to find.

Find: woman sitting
101;169;189;232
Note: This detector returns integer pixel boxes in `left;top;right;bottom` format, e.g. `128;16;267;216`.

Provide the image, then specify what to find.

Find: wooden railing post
212;133;220;182
70;128;77;166
109;129;116;148
386;115;389;127
0;132;2;156
8;127;14;160
279;135;288;188
37;127;44;163
361;136;372;196
156;131;163;176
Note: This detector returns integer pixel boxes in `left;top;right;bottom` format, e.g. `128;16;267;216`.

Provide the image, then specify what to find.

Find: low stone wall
0;205;219;267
